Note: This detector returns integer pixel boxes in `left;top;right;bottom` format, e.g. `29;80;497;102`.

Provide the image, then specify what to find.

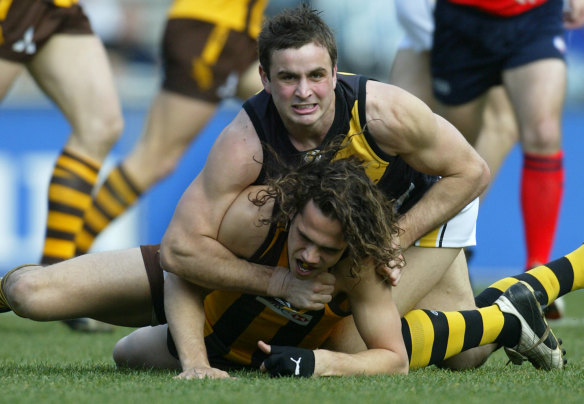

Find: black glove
262;345;315;377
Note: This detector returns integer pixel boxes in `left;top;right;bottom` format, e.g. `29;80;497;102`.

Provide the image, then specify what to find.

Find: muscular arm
366;81;490;248
312;263;409;376
164;273;229;379
160;110;334;309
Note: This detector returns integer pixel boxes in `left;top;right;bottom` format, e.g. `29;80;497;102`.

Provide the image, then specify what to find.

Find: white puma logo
290;357;302;376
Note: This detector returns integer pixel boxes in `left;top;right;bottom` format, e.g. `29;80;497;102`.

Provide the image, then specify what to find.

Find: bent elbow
471;157;491;196
159;232;187;278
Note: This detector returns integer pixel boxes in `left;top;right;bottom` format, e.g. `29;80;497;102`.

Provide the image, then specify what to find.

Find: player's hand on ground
258;341;315;377
267;267;335;310
175;366;232;379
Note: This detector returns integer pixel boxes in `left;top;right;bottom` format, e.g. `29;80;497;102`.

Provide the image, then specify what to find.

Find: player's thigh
411;248;475;311
7;248;152;323
389;49;435;108
26;34;122;138
0;58;24;100
114;325;181;370
393;247;473;314
503;59;566;153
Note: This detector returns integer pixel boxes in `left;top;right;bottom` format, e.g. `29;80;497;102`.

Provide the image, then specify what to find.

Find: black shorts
161;18;259;103
431;0;565;105
140;244;167;325
0;0;92;63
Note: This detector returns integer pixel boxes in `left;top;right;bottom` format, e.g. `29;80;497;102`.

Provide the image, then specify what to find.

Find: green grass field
1;289;584;404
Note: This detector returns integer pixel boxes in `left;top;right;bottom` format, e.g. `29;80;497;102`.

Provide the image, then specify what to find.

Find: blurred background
1;0;583;283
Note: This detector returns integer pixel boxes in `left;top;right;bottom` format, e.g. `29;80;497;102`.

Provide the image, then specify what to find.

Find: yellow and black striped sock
403;305;519;370
74;164;141;255
475;243;584;308
41;149;100;264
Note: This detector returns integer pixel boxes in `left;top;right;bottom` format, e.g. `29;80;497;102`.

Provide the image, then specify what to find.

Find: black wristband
262;345;315;377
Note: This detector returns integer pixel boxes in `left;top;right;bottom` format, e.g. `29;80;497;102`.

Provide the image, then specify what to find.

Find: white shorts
414;197;478;248
395;0;436;52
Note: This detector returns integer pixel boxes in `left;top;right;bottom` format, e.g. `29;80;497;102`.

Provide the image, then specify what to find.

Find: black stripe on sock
461;310;483;352
401;318;413;364
426;310;449;366
47;201;84;218
545;256;574;297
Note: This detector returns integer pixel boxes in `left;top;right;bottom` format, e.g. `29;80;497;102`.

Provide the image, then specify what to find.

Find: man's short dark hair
258;3;338;79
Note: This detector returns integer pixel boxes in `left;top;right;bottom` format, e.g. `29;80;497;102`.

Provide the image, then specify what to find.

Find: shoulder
364;80;437;154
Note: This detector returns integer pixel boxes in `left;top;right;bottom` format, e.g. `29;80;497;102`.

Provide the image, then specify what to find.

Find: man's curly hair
252;144;403;276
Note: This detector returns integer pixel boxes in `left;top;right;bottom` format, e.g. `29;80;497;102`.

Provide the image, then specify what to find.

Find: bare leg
121;90;217;190
389;48;435;108
0;58;24;101
27;34;123;161
114;325;181;369
475;86;519;201
504;59;566;269
3;248;152;326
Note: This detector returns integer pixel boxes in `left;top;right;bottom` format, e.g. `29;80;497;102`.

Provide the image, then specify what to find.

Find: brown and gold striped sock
74;164;141;255
41;149;100;264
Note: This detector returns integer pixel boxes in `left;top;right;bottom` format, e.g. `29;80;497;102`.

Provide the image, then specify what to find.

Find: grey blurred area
4;0;584;108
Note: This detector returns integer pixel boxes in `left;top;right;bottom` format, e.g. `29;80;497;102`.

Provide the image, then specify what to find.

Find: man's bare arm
160;110;334;309
366;81;490;248
164;273;230;379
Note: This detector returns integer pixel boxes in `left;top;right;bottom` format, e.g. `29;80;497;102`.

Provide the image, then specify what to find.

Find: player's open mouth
296;260;314;276
292;103;317;114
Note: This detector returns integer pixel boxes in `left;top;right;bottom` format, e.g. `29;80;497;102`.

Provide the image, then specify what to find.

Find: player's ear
259;65;271;94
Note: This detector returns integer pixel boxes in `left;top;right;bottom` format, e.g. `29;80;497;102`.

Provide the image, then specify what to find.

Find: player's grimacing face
287;200;347;280
261;43;337;129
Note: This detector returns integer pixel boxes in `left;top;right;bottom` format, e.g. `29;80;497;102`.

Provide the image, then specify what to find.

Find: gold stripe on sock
74;229;93;254
487;277;518;294
95;189;126;217
567;245;584;290
404;309;434;369
48;185;92;208
84;207;109;231
480;306;504;345
47;212;83;233
43;238;75;259
108;169;140;204
57;155;99;184
528;266;560;305
443;311;465;359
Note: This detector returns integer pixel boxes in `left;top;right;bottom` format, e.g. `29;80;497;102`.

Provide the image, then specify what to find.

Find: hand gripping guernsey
243;73;479;248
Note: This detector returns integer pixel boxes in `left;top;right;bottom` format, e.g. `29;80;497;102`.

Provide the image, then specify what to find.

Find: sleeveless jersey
167;0;267;38
243;73;438;214
447;0;547;16
202;222;351;368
